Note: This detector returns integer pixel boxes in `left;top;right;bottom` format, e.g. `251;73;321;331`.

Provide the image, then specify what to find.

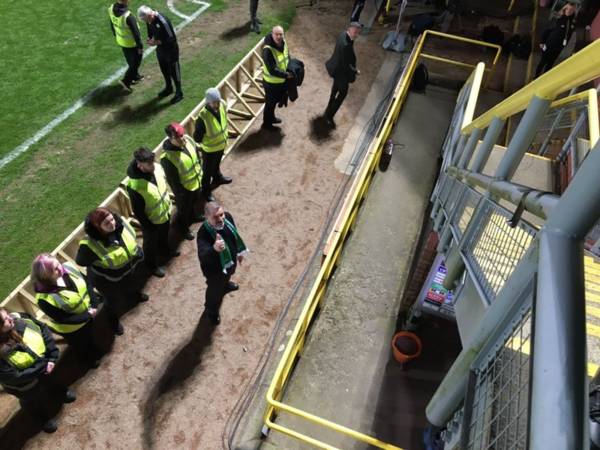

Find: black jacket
0;315;59;389
110;3;143;49
325;31;357;83
197;212;240;277
76;212;143;280
147;12;178;54
542;14;576;51
161;140;201;197
35;272;100;329
262;33;290;80
126;160;159;229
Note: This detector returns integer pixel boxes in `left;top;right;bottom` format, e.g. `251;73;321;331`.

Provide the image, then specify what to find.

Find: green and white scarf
203;218;248;273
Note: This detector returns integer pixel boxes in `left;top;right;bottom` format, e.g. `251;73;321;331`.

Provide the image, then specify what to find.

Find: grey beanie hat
205;87;221;103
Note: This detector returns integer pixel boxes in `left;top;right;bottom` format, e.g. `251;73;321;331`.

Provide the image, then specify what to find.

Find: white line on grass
0;0;210;171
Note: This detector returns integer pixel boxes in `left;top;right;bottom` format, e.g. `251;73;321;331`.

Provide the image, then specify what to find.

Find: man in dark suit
324;22;362;128
197;202;248;325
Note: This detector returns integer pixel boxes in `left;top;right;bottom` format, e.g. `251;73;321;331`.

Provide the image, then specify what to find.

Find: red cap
170;122;185;137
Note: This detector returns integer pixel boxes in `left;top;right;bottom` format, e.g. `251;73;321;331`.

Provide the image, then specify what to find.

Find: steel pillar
470;117;505;173
458;128;483;169
450;134;468;167
494;96;552;181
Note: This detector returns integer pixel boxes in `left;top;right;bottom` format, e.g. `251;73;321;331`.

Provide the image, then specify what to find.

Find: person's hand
88;308;98;318
46;362;55;374
286;72;294;79
237;254;245;265
213;233;226;252
147;38;157;46
137;48;143;55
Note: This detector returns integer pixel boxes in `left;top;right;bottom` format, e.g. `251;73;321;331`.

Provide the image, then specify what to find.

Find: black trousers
535;48;561;77
61;320;102;363
205;272;232;316
5;377;67;422
201;150;225;196
90;264;147;330
121;46;142;87
250;0;259;21
351;0;366;22
142;221;171;269
157;47;182;94
325;78;349;120
263;81;286;125
174;189;202;234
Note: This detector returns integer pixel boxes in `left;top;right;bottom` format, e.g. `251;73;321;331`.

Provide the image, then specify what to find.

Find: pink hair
31;253;63;289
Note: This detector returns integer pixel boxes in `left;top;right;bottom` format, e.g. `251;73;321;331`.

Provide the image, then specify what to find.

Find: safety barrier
264;30;501;450
0;39;266;319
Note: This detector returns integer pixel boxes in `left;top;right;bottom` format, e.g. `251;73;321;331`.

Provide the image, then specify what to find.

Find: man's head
133;147;155;174
165;122;185;147
271;26;285;45
205;87;222;110
205;201;225;229
347;22;363;40
564;2;577;15
137;5;156;23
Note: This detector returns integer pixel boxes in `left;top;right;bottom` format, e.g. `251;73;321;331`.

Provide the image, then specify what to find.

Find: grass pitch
0;0;296;299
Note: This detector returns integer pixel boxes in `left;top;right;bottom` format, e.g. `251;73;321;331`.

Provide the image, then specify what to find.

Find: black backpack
411;63;429;93
505;34;532;59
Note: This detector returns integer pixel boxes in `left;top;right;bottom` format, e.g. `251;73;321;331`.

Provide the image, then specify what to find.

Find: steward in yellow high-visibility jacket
261;26;292;129
162;122;204;241
127;148;179;279
0;309;75;433
193;88;232;201
32;254;102;368
76;208;147;336
109;1;144;91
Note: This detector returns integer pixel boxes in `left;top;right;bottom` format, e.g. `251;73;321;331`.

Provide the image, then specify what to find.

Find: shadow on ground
87;85;131;108
220;22;253;41
141;314;216;450
309;115;334;142
237;127;284;152
105;97;171;128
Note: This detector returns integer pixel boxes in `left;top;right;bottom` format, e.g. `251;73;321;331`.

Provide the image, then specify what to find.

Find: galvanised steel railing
426;39;600;450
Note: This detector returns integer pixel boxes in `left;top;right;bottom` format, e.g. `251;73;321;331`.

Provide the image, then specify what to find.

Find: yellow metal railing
464;38;600;134
264;31;499;450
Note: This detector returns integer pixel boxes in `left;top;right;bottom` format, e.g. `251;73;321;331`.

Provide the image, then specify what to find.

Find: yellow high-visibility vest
161;136;202;191
262;42;289;84
79;220;140;272
35;264;91;334
127;164;172;225
5;319;46;370
197;103;228;153
108;6;137;48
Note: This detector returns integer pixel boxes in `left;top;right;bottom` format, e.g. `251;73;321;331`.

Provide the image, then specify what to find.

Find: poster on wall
419;254;455;319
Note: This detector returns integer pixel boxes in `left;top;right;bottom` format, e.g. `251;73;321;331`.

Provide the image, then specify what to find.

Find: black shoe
170;92;184;105
138;292;150;302
325;116;336;129
273;117;282;124
153;266;166;278
131;74;145;85
63;389;77;403
184;230;195;240
114;322;124;336
225;281;239;293
158;87;174;98
119;80;133;93
256;17;263;24
216;175;233;185
261;123;278;131
170;249;181;258
42;419;58;433
250;22;261;34
207;313;221;325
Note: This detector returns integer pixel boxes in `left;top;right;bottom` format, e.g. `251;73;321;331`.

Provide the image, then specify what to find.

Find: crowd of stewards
0;0;365;435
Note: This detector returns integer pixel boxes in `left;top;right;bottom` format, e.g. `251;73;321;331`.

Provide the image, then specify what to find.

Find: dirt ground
4;2;391;449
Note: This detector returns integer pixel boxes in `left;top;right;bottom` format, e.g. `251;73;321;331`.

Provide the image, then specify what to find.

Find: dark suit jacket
197;212;239;278
325;31;357;83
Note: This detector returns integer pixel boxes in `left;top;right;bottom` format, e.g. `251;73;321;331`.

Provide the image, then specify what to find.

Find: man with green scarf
197;202;248;325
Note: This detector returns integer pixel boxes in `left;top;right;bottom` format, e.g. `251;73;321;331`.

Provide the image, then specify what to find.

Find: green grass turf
0;0;181;159
0;0;296;299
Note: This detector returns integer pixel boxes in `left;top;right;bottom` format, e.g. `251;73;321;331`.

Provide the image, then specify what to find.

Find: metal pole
529;142;600;449
437;224;453;254
458;128;483;169
451;134;468;167
494;96;552;181
442;245;463;290
470;117;505;173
